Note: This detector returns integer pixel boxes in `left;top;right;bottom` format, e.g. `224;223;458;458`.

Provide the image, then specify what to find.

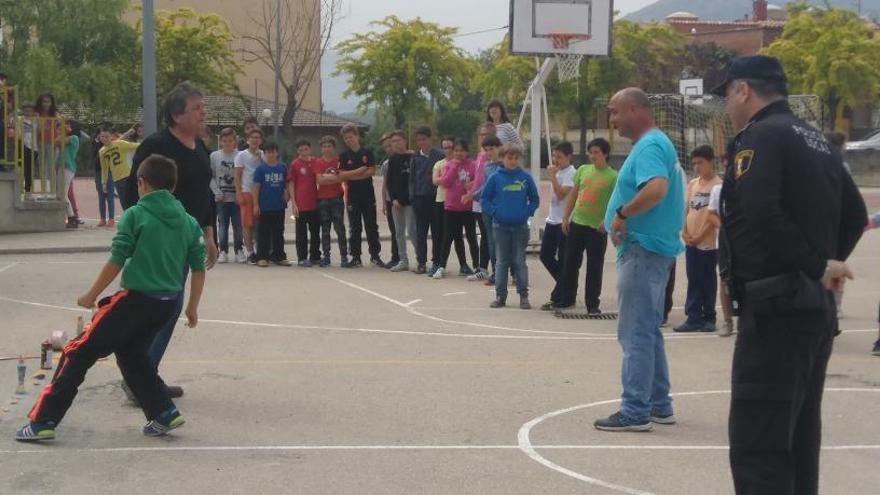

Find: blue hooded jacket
482;166;540;226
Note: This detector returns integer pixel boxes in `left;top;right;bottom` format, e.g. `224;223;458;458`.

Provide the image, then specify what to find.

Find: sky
321;0;655;113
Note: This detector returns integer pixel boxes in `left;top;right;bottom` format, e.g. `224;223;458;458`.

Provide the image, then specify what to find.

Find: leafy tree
471;37;537;112
764;5;880;129
335;16;476;128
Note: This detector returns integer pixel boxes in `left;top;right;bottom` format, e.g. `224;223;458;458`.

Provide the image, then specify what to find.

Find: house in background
663;1;786;56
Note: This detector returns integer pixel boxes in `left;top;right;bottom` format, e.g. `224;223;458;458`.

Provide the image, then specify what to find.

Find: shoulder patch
734;150;754;179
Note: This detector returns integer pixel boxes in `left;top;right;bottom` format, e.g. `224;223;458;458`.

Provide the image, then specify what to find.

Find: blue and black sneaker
143;408;185;437
15;421;56;442
319;256;331;268
594;411;652;432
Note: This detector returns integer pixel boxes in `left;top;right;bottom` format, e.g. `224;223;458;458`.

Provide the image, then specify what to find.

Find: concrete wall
0;173;66;233
846;150;880;188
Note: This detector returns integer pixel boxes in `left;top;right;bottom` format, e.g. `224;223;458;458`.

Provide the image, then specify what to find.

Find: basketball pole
142;0;157;135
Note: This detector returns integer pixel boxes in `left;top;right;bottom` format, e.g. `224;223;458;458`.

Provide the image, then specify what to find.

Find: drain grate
554;312;619;320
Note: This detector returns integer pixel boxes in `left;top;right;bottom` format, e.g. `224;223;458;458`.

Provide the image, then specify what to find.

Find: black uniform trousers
540;223;566;302
555;223;607;309
295;210;321;262
348;197;382;259
256;209;287;262
438;210;479;269
729;294;836;495
434;202;466;269
412;195;437;266
475;211;490;270
29;291;176;424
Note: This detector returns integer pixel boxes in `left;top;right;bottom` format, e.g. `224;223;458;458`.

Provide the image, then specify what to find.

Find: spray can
15;356;26;395
40;341;53;370
76;315;85;337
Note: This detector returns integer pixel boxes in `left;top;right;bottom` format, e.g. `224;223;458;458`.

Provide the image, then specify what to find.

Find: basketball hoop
549;33;590;82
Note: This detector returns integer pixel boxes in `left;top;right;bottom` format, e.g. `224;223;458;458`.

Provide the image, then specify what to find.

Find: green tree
335;16;476;128
471;37;537;112
764;5;880;129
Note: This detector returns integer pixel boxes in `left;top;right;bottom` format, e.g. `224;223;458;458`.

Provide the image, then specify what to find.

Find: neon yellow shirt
99;140;140;185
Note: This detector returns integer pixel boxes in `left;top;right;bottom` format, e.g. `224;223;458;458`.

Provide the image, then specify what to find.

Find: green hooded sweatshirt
110;189;206;293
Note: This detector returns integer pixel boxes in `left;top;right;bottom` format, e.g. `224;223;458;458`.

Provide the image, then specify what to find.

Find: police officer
711;56;867;495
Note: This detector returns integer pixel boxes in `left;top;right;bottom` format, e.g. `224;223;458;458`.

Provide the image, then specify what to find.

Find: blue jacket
483;167;540;226
408;148;444;198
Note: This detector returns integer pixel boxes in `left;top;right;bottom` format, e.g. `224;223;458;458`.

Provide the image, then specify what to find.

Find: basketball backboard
509;0;613;57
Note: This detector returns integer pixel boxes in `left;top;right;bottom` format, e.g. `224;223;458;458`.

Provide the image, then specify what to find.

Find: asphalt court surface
0;232;878;494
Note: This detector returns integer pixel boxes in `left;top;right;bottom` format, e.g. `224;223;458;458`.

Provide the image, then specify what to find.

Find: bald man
594;88;686;432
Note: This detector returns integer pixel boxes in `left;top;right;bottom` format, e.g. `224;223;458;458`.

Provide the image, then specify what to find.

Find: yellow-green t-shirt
572;164;618;229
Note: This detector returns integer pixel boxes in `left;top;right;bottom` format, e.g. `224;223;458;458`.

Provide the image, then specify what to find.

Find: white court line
404;299;422;307
2;444;877;456
517;388;880;495
0;262;20;274
442;292;467;297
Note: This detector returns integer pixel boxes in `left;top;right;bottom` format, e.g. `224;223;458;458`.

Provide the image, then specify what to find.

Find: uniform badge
734;150;754;179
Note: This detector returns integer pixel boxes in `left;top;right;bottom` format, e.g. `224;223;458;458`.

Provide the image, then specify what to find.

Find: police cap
710;55;788;97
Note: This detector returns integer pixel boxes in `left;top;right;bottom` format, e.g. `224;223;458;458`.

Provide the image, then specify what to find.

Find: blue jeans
493;223;529;299
482;212;496;272
217;201;243;253
94;168;115;220
616;243;675;422
684;246;717;325
148;268;188;368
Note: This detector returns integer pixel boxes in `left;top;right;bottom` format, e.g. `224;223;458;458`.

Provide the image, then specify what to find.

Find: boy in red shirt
287;140;321;266
314;135;350;268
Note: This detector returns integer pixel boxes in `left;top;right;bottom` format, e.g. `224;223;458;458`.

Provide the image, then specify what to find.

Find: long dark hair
486;100;510;124
36;93;58;117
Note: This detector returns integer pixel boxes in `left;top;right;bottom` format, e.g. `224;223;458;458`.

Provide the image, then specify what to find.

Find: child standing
234;129;264;264
62;120;82;229
210;128;245;264
252;142;291;267
467;135;503;284
482;144;539;309
539;142;576;308
99;135;140;206
675;146;723;333
433;139;479;279
314;135;350;268
288;139;321;266
430;136;470;277
15;155;206;442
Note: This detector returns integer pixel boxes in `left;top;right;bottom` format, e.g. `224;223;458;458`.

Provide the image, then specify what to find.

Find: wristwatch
616;205;628;220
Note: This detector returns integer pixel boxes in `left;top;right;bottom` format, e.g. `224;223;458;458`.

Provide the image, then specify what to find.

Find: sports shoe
552;302;575;310
235;250;247;264
541;301;556;311
320;257;331;268
519;297;531;310
415;265;427;275
594;411;652;432
97;219;107;227
432;267;445;279
673;321;704;333
459;265;475;276
14;421;56;442
702;322;718;333
718;320;734;337
427;264;440;277
163;384;184;398
217;252;229;264
370;257;386;268
490;298;506;309
143;408;185;437
385;258;400;270
274;259;293;267
649;411;677;425
389;261;409;272
257;259;269;267
467;269;489;282
107;219;116;228
872;339;880;356
350;257;363;268
248;253;258;265
587;307;602;316
660;319;670;328
340;258;352;268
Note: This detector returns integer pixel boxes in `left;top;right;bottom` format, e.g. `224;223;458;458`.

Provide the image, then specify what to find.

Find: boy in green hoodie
16;154;206;442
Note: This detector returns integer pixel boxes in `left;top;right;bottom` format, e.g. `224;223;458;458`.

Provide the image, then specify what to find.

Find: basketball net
550;33;589;83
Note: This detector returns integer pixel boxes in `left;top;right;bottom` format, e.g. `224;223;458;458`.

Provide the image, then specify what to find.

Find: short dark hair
740;78;788;99
219;128;236;139
138;154;177;191
554;141;574;156
163;82;203;128
587;138;611;157
295;139;312;149
500;144;523;158
248;128;264;139
243;116;259;126
481;135;502;148
319;135;337;147
415;126;432;138
441;136;456;145
263;141;279;152
453;139;470;151
390;130;406;140
691;145;715;162
486;100;511;124
340;124;359;137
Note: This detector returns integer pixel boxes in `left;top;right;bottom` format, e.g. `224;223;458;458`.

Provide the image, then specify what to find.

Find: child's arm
251;183;261;217
233;166;244;203
287;182;298;216
527;175;541;217
77;262;123;308
562;182;579;235
184;270;206;328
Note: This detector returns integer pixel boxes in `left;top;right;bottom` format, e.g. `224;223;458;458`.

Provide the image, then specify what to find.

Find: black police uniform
719;99;866;494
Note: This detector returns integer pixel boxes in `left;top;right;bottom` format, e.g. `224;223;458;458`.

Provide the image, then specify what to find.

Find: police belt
739;272;828;317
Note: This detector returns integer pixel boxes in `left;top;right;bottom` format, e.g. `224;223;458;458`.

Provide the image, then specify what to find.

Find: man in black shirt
338;124;384;267
386;130;415;272
122;82;218;398
408;126;444;274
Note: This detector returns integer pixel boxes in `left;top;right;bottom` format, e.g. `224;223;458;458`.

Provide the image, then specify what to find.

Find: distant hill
625;0;880;22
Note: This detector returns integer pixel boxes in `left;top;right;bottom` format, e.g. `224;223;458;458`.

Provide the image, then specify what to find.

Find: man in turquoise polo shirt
594;88;685;432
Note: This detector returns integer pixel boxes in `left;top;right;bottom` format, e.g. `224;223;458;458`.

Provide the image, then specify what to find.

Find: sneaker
519;297;531;310
274;259;293;267
660;319;670;328
97;219;107;227
143;408;185;437
490;298;506;309
65;217;79;229
389;261;409;272
467;269;489;282
163;384;184;398
386;258;400;270
248;253;258;265
702;322;718;333
459;265;475;276
872;339;880;356
107;219;116;228
14;421;56;442
340;258;352;268
235;250;247;264
432;267;445;280
541;301;556;311
594;411;652;432
718;320;734;337
350;257;363;268
415;265;427;275
370;257;386;268
484;278;495;287
217;252;229;264
649;411;677;425
298;260;308;267
587;307;602;316
552;302;575;310
320;257;331;268
673;321;705;333
427;264;440;277
257;259;269;267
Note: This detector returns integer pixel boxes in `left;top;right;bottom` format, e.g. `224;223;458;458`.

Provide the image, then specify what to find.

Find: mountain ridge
625;0;880;23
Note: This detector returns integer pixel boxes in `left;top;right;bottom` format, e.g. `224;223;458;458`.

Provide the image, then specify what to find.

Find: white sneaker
718;320;734;337
235;250;247;264
467;269;489;282
389;261;409;272
217;252;228;264
432;267;445;279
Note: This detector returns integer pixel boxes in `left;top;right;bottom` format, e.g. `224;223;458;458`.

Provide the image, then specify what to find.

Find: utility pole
143;0;157;134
